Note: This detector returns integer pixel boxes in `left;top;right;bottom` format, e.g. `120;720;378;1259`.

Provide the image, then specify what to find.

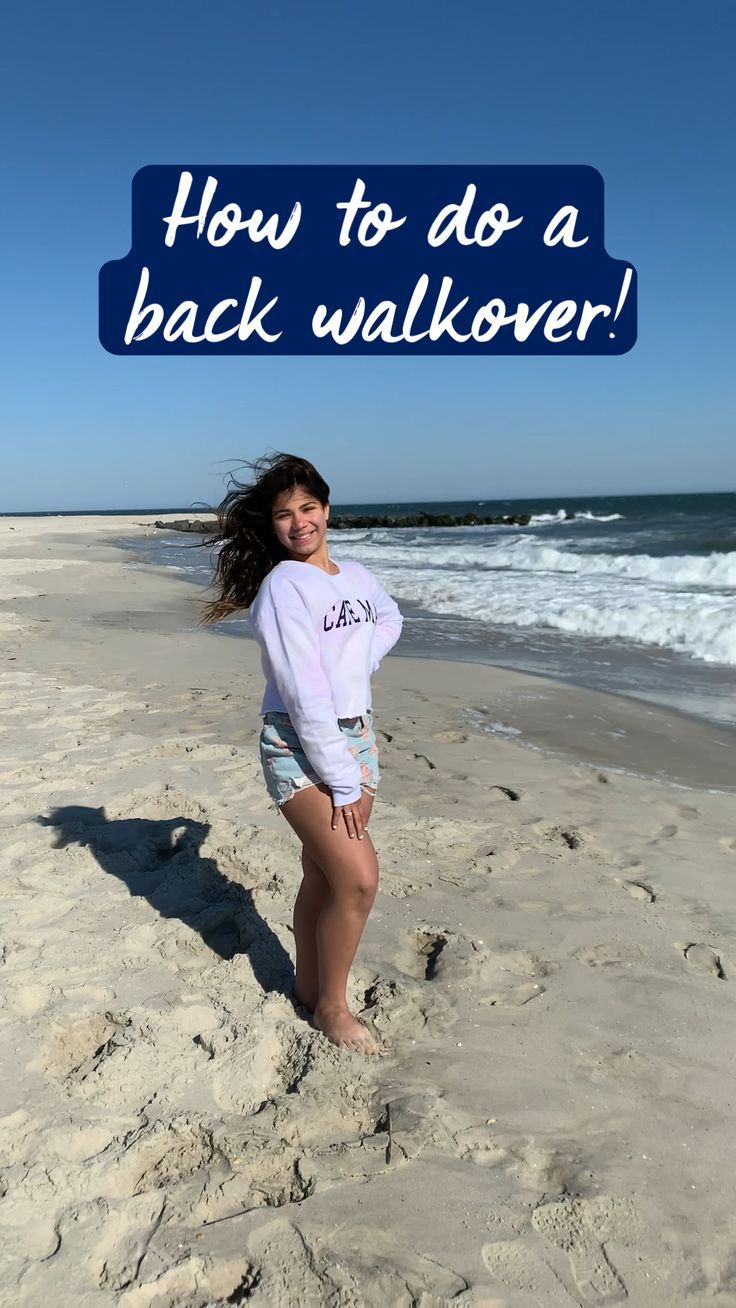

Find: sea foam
342;532;736;666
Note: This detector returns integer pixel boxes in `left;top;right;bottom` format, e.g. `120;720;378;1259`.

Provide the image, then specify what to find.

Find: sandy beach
2;513;736;1307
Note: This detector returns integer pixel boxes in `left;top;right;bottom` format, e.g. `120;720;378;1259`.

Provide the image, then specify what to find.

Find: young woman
199;452;403;1055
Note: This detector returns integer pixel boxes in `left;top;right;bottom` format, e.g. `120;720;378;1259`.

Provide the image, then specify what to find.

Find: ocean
36;492;735;729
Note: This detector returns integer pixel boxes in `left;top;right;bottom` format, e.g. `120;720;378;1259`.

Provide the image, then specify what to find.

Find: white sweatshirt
249;558;404;805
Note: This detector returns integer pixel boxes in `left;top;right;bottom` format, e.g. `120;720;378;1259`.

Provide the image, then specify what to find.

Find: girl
199;452;403;1055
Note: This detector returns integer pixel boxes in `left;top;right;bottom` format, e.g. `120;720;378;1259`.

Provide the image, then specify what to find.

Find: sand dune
1;514;736;1306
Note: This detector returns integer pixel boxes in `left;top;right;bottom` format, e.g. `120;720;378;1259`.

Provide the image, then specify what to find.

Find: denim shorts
259;710;380;808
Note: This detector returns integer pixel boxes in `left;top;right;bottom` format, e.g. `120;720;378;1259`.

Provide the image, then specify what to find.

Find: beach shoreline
114;517;736;792
2;512;736;1305
113;505;736;732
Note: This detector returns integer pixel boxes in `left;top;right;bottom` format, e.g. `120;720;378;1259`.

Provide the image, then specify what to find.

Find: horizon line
1;487;734;517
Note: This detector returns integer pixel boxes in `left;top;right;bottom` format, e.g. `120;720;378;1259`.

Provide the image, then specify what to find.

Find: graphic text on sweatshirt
249;559;403;805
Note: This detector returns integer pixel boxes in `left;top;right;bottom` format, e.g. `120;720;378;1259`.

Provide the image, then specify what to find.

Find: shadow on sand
38;805;294;997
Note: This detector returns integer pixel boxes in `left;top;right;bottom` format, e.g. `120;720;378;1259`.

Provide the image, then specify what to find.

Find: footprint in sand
89;1192;168;1294
573;943;628;968
480;949;553;1008
396;925;493;997
543;825;585;851
209;1019;289;1117
682;942;726;979
532;1194;631;1304
560;828;584;850
621;879;656;903
413;928;450;980
493;784;521;802
482;1237;578;1303
616;854;642;869
242;1218;467;1306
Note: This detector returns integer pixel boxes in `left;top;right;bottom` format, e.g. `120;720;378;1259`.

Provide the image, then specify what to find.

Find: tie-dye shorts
259;710;380;808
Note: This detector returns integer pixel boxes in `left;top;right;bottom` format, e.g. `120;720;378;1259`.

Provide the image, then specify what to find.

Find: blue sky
2;0;734;510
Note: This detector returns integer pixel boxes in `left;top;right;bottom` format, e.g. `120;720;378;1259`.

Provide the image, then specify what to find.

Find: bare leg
281;783;381;1054
292;847;328;1012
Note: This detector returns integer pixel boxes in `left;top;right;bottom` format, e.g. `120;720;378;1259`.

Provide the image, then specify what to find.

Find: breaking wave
341;532;736;665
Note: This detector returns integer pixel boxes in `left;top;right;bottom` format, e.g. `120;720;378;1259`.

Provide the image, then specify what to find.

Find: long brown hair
196;451;330;626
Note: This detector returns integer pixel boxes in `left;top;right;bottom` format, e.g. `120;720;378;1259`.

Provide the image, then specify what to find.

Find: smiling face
271;483;330;562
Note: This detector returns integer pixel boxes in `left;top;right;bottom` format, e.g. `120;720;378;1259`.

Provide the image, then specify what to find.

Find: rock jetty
151;518;218;533
151;510;553;533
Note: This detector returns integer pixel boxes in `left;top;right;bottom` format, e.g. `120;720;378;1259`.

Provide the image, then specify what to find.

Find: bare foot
314;1005;384;1055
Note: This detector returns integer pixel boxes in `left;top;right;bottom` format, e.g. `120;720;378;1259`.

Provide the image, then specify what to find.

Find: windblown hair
196;451;330;626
